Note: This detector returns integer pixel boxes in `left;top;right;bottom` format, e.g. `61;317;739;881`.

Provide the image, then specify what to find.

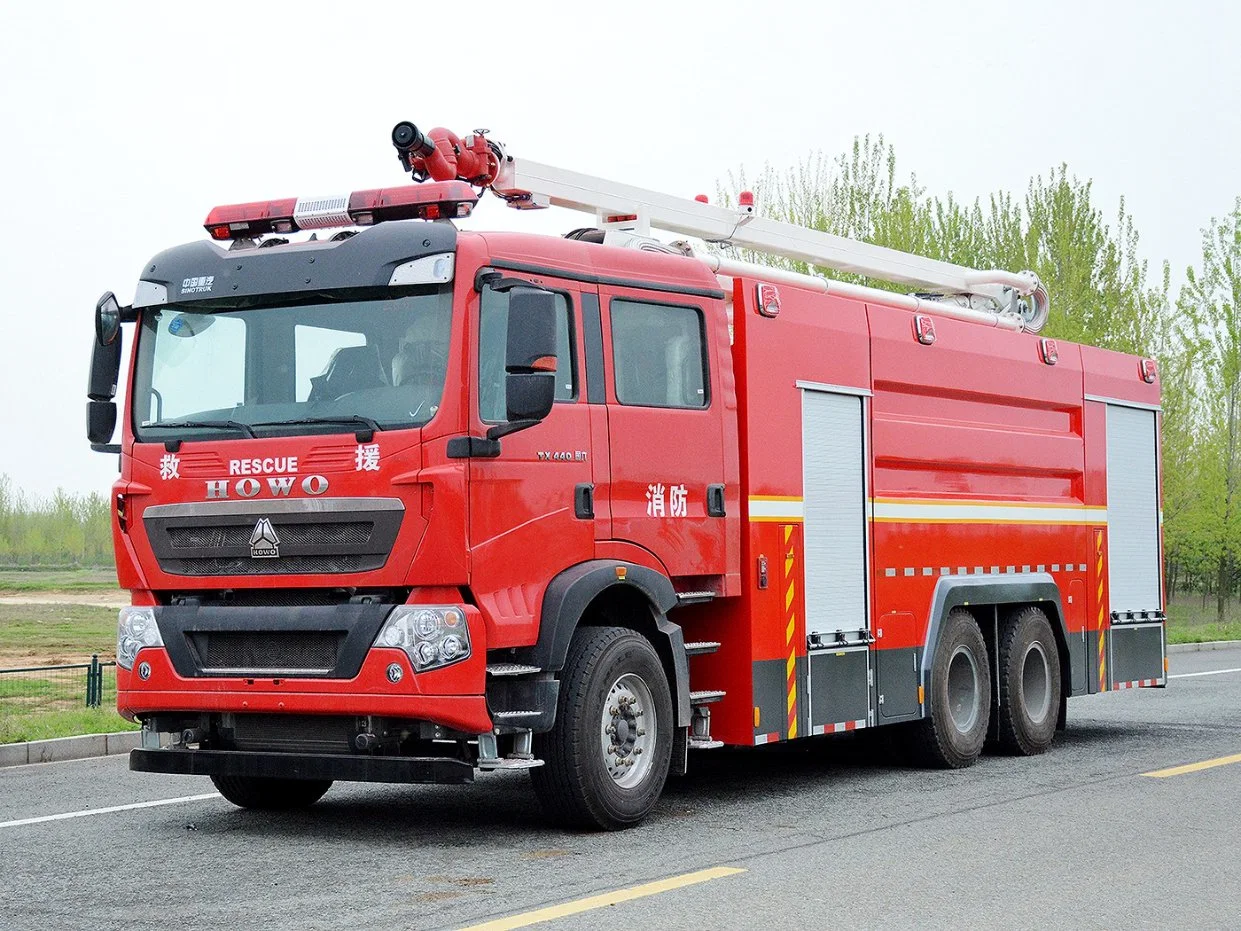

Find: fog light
386;663;403;683
137;661;151;680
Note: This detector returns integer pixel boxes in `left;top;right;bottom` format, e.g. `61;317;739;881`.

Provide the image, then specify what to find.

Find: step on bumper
130;748;475;785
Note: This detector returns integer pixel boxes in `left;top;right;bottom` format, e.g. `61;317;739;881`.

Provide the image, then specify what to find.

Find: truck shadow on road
186;721;1145;840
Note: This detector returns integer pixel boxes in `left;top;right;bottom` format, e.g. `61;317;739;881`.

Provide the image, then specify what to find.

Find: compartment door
1105;405;1161;612
801;386;873;730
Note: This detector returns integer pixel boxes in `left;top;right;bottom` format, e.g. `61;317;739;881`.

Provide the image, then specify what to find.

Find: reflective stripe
872;499;1107;525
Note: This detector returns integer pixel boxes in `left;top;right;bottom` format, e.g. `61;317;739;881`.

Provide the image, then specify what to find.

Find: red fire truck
86;122;1166;829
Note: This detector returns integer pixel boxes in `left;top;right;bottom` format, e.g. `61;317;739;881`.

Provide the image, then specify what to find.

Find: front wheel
531;626;673;830
210;775;332;810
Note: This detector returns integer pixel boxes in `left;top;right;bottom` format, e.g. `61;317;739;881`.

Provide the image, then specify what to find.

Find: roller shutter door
1106;404;1161;612
802;389;867;636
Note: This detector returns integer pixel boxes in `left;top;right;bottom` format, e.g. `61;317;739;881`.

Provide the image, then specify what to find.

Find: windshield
132;288;452;440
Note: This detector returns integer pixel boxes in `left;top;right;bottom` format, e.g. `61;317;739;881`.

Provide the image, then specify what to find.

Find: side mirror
88;332;123;402
487;288;557;437
96;292;122;346
87;400;117;445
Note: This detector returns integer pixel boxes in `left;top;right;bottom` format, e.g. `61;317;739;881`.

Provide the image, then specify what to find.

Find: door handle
575;483;595;519
707;484;726;518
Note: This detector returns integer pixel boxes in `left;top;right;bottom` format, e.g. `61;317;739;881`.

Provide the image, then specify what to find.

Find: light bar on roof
204;181;480;241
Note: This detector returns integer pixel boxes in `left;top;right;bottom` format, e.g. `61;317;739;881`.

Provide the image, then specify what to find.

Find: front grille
190;631;343;674
163;554;381;576
143;498;405;578
167;522;373;549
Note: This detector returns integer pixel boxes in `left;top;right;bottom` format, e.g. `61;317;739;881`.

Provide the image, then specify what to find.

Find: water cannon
392;121;504;188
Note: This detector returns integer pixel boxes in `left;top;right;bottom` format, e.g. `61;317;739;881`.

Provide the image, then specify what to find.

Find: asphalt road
2;648;1239;930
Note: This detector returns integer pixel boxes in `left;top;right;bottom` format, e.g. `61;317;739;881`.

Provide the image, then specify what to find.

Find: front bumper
118;603;492;734
131;747;474;784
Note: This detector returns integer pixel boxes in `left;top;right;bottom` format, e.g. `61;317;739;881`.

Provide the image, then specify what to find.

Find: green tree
1178;197;1241;622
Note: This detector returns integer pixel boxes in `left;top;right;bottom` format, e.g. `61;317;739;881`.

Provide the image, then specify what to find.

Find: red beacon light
204;181;479;241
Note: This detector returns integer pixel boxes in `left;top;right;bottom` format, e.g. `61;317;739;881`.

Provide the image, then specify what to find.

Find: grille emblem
249;518;280;558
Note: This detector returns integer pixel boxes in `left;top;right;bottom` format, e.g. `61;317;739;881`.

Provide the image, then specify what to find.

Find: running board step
688;737;724;750
685;641;721;657
486;663;542;677
690;689;726;705
477;757;545;771
676;591;717;605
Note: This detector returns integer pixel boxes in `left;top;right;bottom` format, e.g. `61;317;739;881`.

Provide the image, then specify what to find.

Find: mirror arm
485;419;539;441
473;270;539;294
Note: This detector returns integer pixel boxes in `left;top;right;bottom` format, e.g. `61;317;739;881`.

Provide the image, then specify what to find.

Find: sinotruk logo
249;518;280;559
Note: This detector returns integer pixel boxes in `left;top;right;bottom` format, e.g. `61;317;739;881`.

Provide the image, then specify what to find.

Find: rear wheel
210;775;332;810
531;626;673;830
996;606;1061;755
910;608;991;768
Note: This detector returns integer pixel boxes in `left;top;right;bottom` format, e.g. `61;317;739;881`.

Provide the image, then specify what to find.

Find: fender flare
509;560;691;727
921;573;1069;711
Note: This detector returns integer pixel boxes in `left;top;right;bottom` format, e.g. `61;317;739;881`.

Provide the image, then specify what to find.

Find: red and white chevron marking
810;719;868;736
1114;678;1165;689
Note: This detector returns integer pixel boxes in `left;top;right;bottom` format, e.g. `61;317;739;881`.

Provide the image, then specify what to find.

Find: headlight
117;607;164;671
375;605;470;672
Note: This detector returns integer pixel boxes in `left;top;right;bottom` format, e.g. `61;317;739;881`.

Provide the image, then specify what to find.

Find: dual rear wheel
912;605;1061;768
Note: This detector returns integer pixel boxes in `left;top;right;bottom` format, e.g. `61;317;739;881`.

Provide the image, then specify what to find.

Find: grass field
0;603;118;666
1165;595;1241;644
0;666;136;743
0;567;117;593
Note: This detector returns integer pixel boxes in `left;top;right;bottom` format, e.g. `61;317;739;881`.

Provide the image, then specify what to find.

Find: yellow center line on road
458;866;746;930
1143;753;1241;779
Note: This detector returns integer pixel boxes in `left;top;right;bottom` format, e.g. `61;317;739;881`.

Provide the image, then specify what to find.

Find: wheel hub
601;673;655;788
946;645;981;734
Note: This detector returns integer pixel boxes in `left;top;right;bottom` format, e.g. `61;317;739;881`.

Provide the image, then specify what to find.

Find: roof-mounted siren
204;182;479;241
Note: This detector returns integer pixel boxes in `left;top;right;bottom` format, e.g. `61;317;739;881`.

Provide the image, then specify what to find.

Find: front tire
531;626;673;830
210;775;332;810
996;606;1061;755
910;608;991;768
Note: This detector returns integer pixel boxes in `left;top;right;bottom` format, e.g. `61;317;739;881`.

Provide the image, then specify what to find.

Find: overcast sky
1;1;1236;499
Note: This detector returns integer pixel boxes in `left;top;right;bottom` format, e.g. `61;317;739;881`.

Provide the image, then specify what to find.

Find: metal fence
0;656;117;714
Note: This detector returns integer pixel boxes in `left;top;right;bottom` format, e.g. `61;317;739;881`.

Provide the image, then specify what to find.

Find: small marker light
756;283;781;318
1039;338;1059;365
913;314;936;345
1140;358;1158;383
615;566;627;581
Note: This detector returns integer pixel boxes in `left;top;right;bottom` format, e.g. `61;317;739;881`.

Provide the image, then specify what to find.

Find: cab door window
610;299;708;408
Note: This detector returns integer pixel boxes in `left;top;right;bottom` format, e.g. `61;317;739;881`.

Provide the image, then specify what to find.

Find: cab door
599;286;728;581
467;277;594;648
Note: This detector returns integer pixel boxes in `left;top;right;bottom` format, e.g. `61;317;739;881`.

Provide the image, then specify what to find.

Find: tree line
0;475;113;567
723;137;1236;620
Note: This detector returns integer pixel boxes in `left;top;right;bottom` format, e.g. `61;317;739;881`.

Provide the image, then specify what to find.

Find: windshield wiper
250;415;383;441
145;419;257;438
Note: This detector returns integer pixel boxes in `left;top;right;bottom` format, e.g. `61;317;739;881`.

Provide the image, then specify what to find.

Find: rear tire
996;606;1061;755
531;626;673;830
910;608;991;768
210;775;332;810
